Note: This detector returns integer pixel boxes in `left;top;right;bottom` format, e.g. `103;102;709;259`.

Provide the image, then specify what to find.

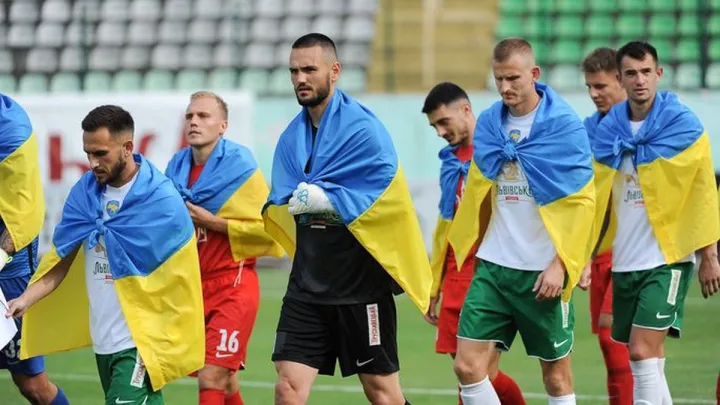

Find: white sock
631;358;661;404
658;358;673;405
549;393;576;404
459;376;501;405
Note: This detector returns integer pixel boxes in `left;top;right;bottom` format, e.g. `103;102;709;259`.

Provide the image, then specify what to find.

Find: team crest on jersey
508;129;521;142
105;200;120;217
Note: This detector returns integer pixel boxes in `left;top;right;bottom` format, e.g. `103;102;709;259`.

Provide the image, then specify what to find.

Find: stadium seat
251;18;281;43
553;0;586;14
649;0;676;12
128;22;157;46
677;39;700;62
60;47;86;72
713;0;720;10
102;0;131;22
496;17;522;39
583;39;608;56
678;14;700;38
589;0;617;12
675;64;701;89
84;71;112;92
268;68;294;95
0;27;5;47
618;0;648;12
679;0;698;11
194;0;224;19
257;0;285;18
112;70;142;91
151;45;182;69
8;24;35;48
9;2;39;24
224;0;254;18
164;0;192;20
131;0;161;21
89;47;121;71
345;16;376;42
50;72;81;93
274;43;293;67
18;73;48;93
0;50;13;73
648;14;676;38
312;17;343;40
65;22;96;46
586;15;614;40
553;16;584;39
349;0;377;14
0;74;17;93
121;46;150;69
72;0;102;23
238;69;269;93
35;23;65;48
42;0;71;23
499;0;524;15
550;41;583;64
283;17;311;42
213;43;239;68
143;69;174;90
706;64;720;88
548;65;583;91
175;69;207;91
26;49;58;73
340;42;370;67
189;20;217;44
287;0;315;17
533;42;551;65
158;21;187;45
0;7;5;23
709;15;720;36
527;0;553;13
523;16;550;41
207;68;237;89
616;15;647;38
338;68;367;93
317;0;346;15
710;39;720;61
96;22;127;46
244;43;274;68
183;45;214;69
218;18;250;44
651;40;673;62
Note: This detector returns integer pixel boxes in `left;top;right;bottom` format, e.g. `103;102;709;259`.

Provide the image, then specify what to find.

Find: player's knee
198;366;232;390
542;367;573;396
628;343;655;362
275;377;303;404
453;354;484;383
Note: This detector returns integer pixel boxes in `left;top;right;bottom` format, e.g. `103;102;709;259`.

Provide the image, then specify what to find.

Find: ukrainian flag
584;111;616;255
429;145;471;297
592;91;720;263
20;155;204;391
263;89;433;313
0;94;44;252
448;83;596;301
165;138;283;260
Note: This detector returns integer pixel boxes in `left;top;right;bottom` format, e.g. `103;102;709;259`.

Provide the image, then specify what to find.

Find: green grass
1;268;718;404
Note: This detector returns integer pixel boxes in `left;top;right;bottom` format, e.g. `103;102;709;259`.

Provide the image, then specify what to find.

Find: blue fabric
594;91;704;169
583;111;604;153
49;386;70;405
438;145;470;219
265;88;398;224
0;274;45;375
52;154;194;279
0;94;32;163
165;138;258;214
474;82;593;206
0;234;37;280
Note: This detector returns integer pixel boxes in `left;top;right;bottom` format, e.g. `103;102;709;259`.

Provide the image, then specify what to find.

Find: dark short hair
616;41;659;69
292;33;338;59
422;82;470;114
493;37;534;63
81;105;134;137
582;47;618;74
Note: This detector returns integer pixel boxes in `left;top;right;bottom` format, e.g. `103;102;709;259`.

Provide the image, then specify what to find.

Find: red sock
199;388;226;405
225;390;244;405
491;370;526;405
598;328;633;405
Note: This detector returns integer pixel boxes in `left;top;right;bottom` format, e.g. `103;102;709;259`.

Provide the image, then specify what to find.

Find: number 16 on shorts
216;329;239;358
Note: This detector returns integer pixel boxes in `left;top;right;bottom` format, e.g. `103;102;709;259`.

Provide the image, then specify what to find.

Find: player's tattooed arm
0;228;16;255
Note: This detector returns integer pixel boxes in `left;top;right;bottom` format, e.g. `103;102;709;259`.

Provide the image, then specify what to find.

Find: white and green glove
288;182;336;215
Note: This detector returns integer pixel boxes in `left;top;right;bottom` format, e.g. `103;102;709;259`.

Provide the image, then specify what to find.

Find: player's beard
100;155;127;186
296;76;331;107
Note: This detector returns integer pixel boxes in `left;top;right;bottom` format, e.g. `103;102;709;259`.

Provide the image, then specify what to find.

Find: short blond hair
493;37;535;65
190;91;228;119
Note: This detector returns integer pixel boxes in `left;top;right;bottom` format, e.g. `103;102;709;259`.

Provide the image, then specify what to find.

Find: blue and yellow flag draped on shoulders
584;111;616;255
429;146;471;297
592;91;719;263
165;138;283;261
448;83;596;301
0;94;44;252
21;155;204;391
263;88;432;313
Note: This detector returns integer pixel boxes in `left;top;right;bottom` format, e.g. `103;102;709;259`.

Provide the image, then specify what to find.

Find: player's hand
288;182;334;215
577;262;592;291
185;202;214;227
423;295;441;326
5;297;29;319
0;249;8;273
698;255;720;298
533;257;565;301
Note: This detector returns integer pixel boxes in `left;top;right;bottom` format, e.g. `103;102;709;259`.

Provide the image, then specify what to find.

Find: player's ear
220;119;228;134
331;61;342;83
123;139;134;156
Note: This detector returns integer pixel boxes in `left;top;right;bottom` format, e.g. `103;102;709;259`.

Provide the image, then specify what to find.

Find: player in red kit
166;91;283;405
422;82;525;405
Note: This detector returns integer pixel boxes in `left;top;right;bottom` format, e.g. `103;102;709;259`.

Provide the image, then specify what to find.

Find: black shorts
272;295;399;377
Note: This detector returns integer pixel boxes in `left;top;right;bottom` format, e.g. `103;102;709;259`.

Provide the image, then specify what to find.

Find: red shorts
435;276;472;354
589;251;614;334
192;267;260;374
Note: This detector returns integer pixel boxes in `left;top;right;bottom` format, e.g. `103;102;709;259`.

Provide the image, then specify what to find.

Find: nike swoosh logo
553;339;569;348
656;313;672;319
356;358;374;367
115;399;134;404
216;352;233;358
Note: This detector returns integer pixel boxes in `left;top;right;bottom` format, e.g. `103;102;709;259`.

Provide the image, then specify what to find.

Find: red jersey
444;144;476;280
189;164;256;278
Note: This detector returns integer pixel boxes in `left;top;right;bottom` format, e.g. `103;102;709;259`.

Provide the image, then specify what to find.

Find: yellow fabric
594;132;720;264
429;216;451;298
218;169;284;261
263;204;297;259
0;133;44;251
20;236;204;391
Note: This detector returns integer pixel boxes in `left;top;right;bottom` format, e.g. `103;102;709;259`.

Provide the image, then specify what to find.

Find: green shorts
457;260;575;361
611;262;694;344
96;348;164;405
